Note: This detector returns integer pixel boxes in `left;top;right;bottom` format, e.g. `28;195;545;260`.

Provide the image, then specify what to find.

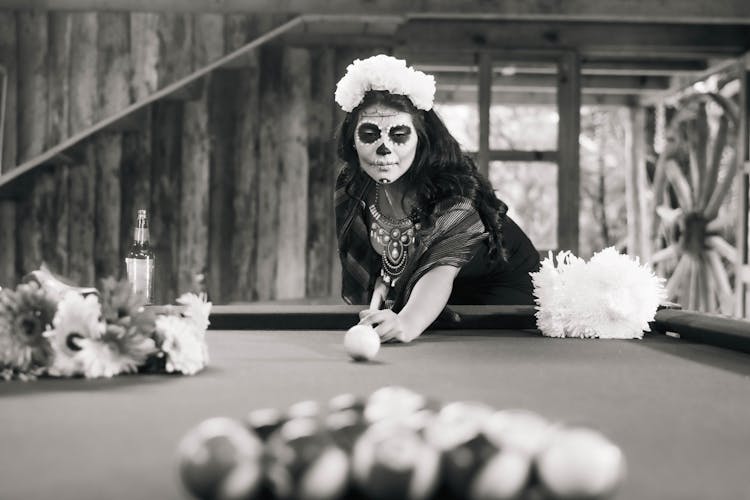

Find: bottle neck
134;226;149;245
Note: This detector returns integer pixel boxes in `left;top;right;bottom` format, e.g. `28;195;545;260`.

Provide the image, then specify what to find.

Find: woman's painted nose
376;143;391;155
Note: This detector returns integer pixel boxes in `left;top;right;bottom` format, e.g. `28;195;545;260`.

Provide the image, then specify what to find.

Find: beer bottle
125;209;155;304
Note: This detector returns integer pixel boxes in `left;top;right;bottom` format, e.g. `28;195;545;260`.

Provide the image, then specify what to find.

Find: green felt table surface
1;327;749;500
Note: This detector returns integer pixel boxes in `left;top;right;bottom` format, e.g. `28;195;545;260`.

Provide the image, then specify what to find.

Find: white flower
176;292;212;332
156;315;208;375
45;292;106;377
531;247;666;339
76;334;155;379
334;54;436;112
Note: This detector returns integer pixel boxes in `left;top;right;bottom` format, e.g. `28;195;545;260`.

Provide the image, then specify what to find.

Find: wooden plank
17;11;48;162
556;51;581;253
69;13;98;134
20;170;56;275
120;108;152;275
435;73;670;93
68;144;96;286
207;71;237;303
150;101;182;304
177;13;223;295
93;133;122;279
0;12;18;173
275;47;310;299
156;13;193;89
130;12;159;102
54;165;70;278
226;14;262;302
47;12;72;146
8;0;750;24
98;12;131;119
735;60;749;316
436;88;637;106
0;200;16;286
305;48;336;298
624;107;643;259
255;44;283;300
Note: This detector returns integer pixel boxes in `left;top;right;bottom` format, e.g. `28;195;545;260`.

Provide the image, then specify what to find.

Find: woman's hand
358;309;418;343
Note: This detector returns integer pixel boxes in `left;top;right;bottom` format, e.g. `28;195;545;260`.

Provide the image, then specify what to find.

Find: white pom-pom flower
334;54;436;112
156;315;208;375
531;247;666;339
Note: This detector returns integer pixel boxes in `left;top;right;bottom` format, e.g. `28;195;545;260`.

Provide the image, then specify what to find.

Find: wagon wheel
649;92;740;313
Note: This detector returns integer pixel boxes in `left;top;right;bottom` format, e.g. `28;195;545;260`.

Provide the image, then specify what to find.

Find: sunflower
0;282;57;376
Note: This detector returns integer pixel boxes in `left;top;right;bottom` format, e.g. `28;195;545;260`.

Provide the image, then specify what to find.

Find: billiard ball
352;420;440;500
468;450;532;500
364;386;427;424
328;393;366;415
536;427;626;499
482;409;555;458
286;400;322;421
325;408;368;453
344;325;381;361
177;417;264;500
266;417;350;500
245;407;285;441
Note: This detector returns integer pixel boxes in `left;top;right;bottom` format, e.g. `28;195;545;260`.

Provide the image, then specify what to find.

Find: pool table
0;304;749;500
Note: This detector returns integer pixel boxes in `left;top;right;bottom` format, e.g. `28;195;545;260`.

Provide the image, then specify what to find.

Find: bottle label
125;257;154;304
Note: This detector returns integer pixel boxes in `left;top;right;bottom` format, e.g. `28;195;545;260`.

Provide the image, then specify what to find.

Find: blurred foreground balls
364;386;427;424
353;421;440;500
483;409;555;458
266;418;350;500
177;417;264;500
344;325;380;361
537;427;626;499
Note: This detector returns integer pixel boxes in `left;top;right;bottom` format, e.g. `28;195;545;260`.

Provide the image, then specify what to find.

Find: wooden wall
0;10;387;304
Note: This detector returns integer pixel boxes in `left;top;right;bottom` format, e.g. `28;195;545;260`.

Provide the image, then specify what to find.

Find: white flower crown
335;54;436;112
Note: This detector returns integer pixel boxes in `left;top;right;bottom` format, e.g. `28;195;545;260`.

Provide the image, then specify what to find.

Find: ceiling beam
397;20;750;55
434;73;670;93
2;0;750;25
435;89;640;107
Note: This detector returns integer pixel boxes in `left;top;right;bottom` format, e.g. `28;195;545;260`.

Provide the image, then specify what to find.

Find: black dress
449;216;541;305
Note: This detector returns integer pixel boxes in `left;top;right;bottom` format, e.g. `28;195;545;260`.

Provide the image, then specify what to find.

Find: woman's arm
359;265;460;343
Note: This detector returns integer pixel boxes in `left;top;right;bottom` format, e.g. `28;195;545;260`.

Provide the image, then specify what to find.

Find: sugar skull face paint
354;104;418;184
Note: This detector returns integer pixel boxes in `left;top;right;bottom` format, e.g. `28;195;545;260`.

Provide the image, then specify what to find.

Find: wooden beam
435;73;670;92
436;88;638;106
0;12;17;173
735;56;749;315
488;150;557;163
5;0;750;24
556;51;581;253
398;20;750;54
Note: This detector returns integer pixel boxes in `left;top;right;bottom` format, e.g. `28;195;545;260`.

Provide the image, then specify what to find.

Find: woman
335;55;540;343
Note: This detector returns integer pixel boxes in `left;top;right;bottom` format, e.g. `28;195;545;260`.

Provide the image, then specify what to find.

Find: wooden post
255;44;283;300
225;14;260;302
306;48;336;298
478;51;491;179
17;11;48;162
178;14;223;295
557;51;581;253
276;47;310;299
54;166;71;278
0;12;18;172
624;106;646;259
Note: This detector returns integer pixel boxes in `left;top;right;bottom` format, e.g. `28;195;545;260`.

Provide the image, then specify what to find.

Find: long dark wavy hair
336;90;508;261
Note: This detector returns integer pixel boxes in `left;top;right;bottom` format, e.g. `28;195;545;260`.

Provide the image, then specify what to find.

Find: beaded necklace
368;185;421;287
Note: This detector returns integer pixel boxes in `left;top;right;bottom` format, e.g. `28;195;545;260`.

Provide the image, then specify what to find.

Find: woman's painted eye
389;126;412;144
357;124;382;144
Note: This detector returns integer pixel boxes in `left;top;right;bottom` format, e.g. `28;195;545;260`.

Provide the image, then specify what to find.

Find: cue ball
536;427;626;499
344;324;381;361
